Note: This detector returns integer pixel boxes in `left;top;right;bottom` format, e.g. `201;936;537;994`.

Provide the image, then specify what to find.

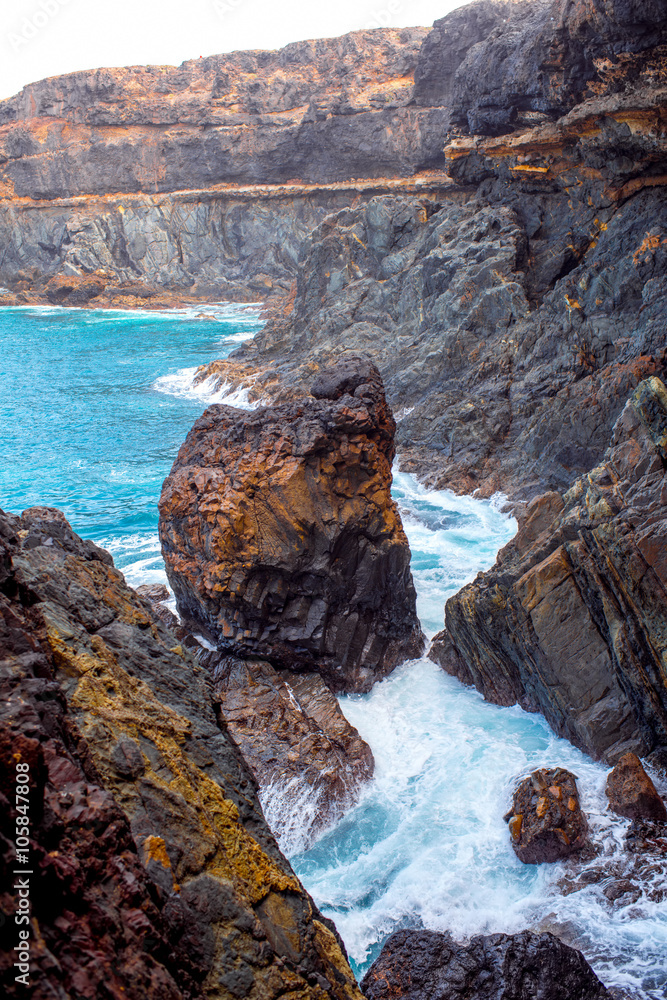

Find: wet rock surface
606;753;667;821
442;377;667;761
159;358;424;693
0;506;362;1000
506;768;588;865
360;927;611;1000
210;656;374;851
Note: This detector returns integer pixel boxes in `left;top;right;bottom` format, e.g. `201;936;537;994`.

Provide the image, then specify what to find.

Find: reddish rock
506;768;588;865
159;357;424;693
606;753;667;821
211;657;374;849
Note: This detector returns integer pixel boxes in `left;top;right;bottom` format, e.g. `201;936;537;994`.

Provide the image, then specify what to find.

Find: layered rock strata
159;358;424;693
0;505;362;1000
435;377;667;761
203;0;667;496
360;928;611;1000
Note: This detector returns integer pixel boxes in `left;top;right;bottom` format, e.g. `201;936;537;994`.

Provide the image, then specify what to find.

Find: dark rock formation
439;377;667;761
606;753;667;821
360;927;611;1000
0;505;362;1000
202;0;667;497
506;768;588;865
210;657;374;850
159;358;424;693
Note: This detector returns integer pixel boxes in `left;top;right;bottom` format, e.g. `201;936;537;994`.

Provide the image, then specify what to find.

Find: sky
0;0;465;100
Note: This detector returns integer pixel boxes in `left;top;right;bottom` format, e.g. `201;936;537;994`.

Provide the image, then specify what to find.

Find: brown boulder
506;768;588;864
606;753;667;822
159;357;424;693
211;657;374;850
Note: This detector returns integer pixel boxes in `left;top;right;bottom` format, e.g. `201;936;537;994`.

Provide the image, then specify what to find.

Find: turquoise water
0;303;262;582
2;306;666;999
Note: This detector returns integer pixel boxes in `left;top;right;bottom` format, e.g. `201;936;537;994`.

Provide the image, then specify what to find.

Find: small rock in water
361;928;611;999
606;752;667;821
506;767;588;864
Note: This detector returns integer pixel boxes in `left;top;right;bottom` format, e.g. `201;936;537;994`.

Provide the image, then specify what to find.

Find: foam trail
289;476;667;999
152;367;260;408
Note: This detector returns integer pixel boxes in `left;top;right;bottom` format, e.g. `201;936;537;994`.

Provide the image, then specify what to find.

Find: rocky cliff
0;505;363;1000
159;358;424;693
0;27;457;306
434;376;667;762
197;0;667;496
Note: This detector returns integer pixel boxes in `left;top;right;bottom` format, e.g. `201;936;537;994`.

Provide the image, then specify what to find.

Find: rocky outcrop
606;753;667;821
505;768;588;864
360;928;611;1000
0;505;362;1000
197;0;667;496
210;657;374;852
438;376;667;762
159;358;424;693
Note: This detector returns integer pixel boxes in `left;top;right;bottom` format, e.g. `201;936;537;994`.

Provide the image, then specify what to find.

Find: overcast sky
0;0;464;100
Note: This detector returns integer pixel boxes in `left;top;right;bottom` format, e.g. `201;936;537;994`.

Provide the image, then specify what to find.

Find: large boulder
440;377;667;761
505;768;588;865
159;357;424;693
360;928;611;1000
606;753;667;821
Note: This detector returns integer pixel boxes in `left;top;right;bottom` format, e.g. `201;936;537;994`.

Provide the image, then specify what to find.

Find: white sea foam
287;475;667;998
152;367;261;408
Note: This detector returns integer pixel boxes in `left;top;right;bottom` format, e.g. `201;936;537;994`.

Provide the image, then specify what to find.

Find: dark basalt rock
0;506;362;1000
158;358;424;693
506;768;588;865
442;377;667;761
606;753;667;821
360;927;611;1000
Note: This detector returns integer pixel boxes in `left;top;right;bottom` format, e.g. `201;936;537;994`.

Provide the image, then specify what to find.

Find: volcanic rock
442;377;667;761
158;357;424;693
606;753;667;822
360;927;611;1000
506;768;588;865
210;657;374;851
0;505;362;1000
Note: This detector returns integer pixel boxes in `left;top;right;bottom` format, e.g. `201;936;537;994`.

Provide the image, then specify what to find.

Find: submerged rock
443;377;667;761
210;656;374;851
506;768;588;865
360;927;611;1000
0;505;362;1000
159;357;424;693
606;753;667;822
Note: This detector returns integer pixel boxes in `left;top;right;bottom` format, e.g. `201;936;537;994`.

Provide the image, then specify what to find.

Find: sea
1;305;665;998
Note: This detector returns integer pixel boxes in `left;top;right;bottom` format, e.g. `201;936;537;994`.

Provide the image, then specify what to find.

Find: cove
1;306;666;1000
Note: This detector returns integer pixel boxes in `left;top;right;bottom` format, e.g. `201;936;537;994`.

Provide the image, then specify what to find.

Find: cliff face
199;0;667;497
159;359;424;694
0;506;362;1000
436;377;667;763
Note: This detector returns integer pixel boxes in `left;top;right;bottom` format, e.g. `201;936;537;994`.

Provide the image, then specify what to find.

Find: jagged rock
210;657;374;850
0;505;362;1000
506;768;588;865
159;357;424;693
606;753;667;821
443;377;667;761
360;927;611;1000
